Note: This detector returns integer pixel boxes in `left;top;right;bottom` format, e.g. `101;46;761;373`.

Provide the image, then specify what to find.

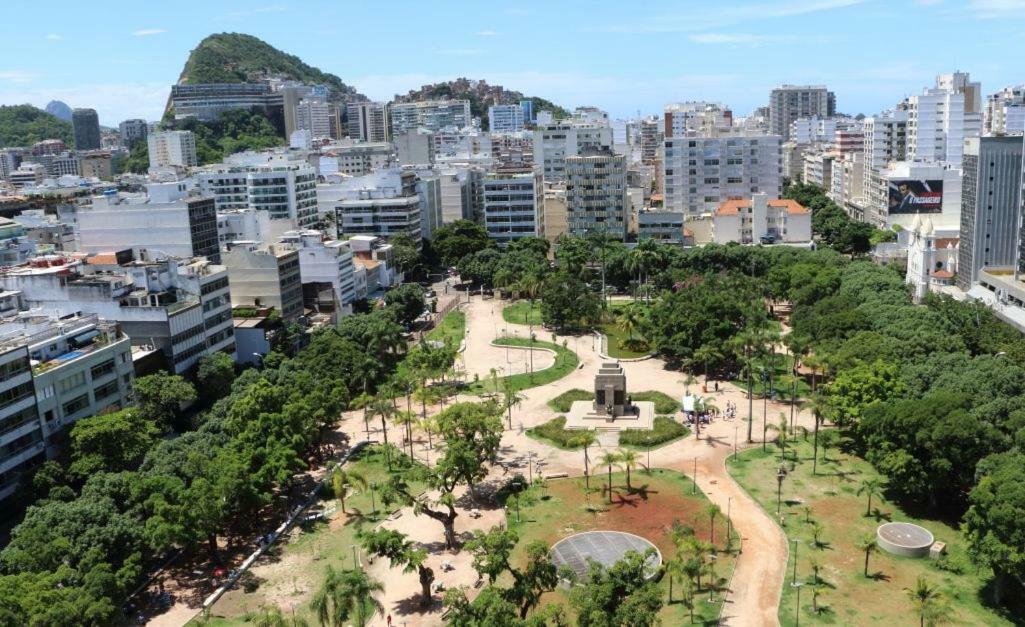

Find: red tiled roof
714;198;808;216
931;270;954;279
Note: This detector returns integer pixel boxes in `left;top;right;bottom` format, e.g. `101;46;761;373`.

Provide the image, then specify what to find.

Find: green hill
0;104;75;148
394;78;570;129
178;33;365;102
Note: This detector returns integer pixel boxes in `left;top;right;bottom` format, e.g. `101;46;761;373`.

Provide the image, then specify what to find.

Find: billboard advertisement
887;179;943;214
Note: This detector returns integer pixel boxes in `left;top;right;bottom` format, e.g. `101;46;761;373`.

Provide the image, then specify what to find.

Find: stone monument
564;362;655;446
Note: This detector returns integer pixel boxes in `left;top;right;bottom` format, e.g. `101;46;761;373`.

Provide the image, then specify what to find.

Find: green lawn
471;336;578;394
727;438;1025;627
197;445;426;626
425;309;465;346
548;389;679;414
506;470;737;625
730;352;811;400
502;300;543;326
598;322;652;359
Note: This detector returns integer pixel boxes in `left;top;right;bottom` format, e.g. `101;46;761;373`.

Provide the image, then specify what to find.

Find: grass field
502;300;543;326
197;445;425;626
730;352;811;400
471;336;579;394
598;321;651;359
506;469;737;625
727;438;1025;626
425;309;465;346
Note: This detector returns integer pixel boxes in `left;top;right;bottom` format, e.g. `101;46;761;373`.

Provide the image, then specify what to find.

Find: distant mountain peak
45;100;73;122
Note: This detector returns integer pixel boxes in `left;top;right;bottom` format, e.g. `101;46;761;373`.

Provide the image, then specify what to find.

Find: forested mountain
394;78;570;128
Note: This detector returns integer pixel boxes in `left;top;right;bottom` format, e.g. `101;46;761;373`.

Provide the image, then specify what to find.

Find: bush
527;417;580;449
619;416;690;448
548;389;593;412
631;391;680;414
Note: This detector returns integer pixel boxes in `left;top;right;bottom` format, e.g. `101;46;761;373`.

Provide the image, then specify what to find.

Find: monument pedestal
562;362;656;447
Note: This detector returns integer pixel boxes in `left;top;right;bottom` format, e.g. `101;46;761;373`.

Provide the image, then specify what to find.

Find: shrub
631;391;680;414
527;416;581;449
548;389;593;412
619;416;689;448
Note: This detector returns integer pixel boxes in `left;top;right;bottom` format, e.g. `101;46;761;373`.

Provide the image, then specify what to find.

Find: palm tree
857;477;885;517
251;606;309;627
369;397;395;470
617;449;641;491
331;468;367;514
616;303;645;344
692;395;719;440
679;579;696;623
311;566;384;627
627;239;660;303
517;273;544;378
905;576;952;627
501;378;524;430
807;392;829;475
350;392;374;441
664;555;686;604
573;431;598;490
393;409;417;460
776;413;789;462
856;533;878;578
417;415;437;451
705;503;722;547
600;450;621;502
692;344;723;389
810;520;825;548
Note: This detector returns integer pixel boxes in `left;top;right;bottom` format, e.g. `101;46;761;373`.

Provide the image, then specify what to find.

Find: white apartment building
0;219;37;267
222;242;303;321
216;207;277;246
412;166;478;224
0;256;235;374
533;122;614;181
907;72;982;167
295;99;332;139
8;164;45;189
573;107;610;126
318;169;423;243
482;169;544;245
491;131;534;169
277;230;356;316
829;153;865;209
638;117;662;166
769;85;836;141
790;117;861;145
664;102;733;138
864;160;963;229
985;86;1025;135
434;127;490;158
389;100;472;136
347;102;390;142
319;141;394;177
637;209;686;244
395;129;436;165
196;154;319;228
147;130;198;170
415;177;443;240
0;308;134;503
565;149;628;239
488;104;526;133
663;134;782;215
712;194;811;244
77;182;220;263
802;148;838;188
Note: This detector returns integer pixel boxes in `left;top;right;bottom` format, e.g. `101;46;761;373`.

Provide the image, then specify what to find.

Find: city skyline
3;0;1025;125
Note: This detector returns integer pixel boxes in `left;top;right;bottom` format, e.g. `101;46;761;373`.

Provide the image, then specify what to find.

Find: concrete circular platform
549;530;662;581
876;522;934;558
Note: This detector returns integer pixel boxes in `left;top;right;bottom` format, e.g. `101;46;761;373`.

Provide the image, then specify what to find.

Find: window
90;359;116;380
62;394;89;416
59;371;86;393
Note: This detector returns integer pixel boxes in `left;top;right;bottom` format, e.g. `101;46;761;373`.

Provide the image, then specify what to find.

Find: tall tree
134;372;197;431
963;452;1025;606
359;528;435;608
310;566;383;627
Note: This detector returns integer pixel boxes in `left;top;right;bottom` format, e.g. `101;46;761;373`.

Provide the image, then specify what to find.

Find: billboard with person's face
887;179;943;214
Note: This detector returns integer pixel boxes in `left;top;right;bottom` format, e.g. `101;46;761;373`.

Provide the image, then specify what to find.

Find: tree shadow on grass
977;578;1025;626
392;592;443;617
869;507;892;523
867;571;890;582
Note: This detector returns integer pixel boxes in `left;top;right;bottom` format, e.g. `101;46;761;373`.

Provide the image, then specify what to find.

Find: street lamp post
351;544;360;571
776;466;787;516
792;581;804;627
761;368;769;452
692;457;698;495
791;538;799;585
726;497;733;549
733;423;738;461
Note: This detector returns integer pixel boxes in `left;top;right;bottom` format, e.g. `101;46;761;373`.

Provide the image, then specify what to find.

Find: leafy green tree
540;271;601;331
0;104;74;147
330;468;367;514
904;576;952;627
855;534;878;577
963;452;1025;606
509;540;560;619
572;431;597;490
857;477;885;517
197;352;235;402
600;451;620;502
825;359;905;429
68;409;160;477
466;526;518;584
457;248;503;286
617;449;641;491
570;550;663;627
389;233;425;279
134;371;197;431
384;283;427;326
443;585;523;626
432;220;492;267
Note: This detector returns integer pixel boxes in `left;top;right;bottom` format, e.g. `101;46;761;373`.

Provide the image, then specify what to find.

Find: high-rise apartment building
346;101;390;142
956;136;1024;289
984;85;1025;135
482;169;545;245
389;100;472;136
662;135;782;215
170;83;282;123
147;130;198;169
565;149;628;239
906;72;982;167
320;170;423;243
638;117;662;165
295;98;332;139
663;102;733;137
321;141;394;176
277;230;357;316
222;241;304;321
196;154;319;228
119;119;149;148
76;182;220;263
72;108;101;150
488;104;526;133
533;122;614;181
769;85;836;141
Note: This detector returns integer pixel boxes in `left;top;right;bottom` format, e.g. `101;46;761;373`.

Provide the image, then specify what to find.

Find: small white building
277;230;357;319
483;169;544;245
905;214;959;302
147;130;198;170
712;194;811;245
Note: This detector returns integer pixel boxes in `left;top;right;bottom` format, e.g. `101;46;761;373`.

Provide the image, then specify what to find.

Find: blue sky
2;0;1025;126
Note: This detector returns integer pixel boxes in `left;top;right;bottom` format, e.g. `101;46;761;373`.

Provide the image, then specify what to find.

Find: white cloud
476;29;499;36
689;33;770;44
970;0;1025;17
131;28;166;37
0;82;169;125
45;34;62;41
436;48;486;55
0;71;36;83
